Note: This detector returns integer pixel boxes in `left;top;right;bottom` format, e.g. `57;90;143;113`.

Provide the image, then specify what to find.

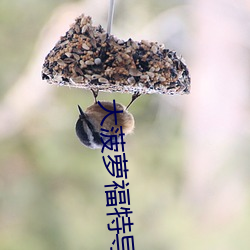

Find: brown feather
85;101;134;135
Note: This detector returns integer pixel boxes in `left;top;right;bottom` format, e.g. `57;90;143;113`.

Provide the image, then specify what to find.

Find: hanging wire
107;0;115;34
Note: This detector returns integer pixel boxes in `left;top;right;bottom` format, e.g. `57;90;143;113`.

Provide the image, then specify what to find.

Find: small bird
75;90;135;149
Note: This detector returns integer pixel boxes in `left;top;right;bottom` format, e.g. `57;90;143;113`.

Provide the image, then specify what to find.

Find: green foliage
0;0;71;97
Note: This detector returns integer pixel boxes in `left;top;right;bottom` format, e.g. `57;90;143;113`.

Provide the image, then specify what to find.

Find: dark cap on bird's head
75;104;102;149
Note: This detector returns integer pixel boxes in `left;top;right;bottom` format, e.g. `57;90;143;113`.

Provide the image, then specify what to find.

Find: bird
75;89;136;149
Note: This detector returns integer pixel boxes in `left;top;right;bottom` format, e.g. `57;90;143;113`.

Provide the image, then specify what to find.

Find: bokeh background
1;0;250;249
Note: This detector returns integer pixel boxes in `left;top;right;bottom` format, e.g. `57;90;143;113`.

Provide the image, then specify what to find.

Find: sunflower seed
85;60;94;65
72;76;84;83
92;74;101;79
65;52;72;58
151;45;158;54
75;24;80;34
57;59;67;66
74;66;83;75
73;53;80;60
141;40;150;47
63;58;75;64
147;72;154;78
82;43;90;50
128;77;135;84
129;68;142;77
140;75;149;82
98;77;109;84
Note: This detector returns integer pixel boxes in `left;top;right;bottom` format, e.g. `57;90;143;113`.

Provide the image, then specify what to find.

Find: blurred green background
1;0;250;249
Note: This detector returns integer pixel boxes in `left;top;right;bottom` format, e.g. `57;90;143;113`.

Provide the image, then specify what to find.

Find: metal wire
107;0;115;34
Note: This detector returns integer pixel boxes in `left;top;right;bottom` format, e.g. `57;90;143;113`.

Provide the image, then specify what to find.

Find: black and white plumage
75;101;134;149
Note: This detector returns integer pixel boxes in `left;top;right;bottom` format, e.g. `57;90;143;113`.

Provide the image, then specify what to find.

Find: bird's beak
77;105;86;118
